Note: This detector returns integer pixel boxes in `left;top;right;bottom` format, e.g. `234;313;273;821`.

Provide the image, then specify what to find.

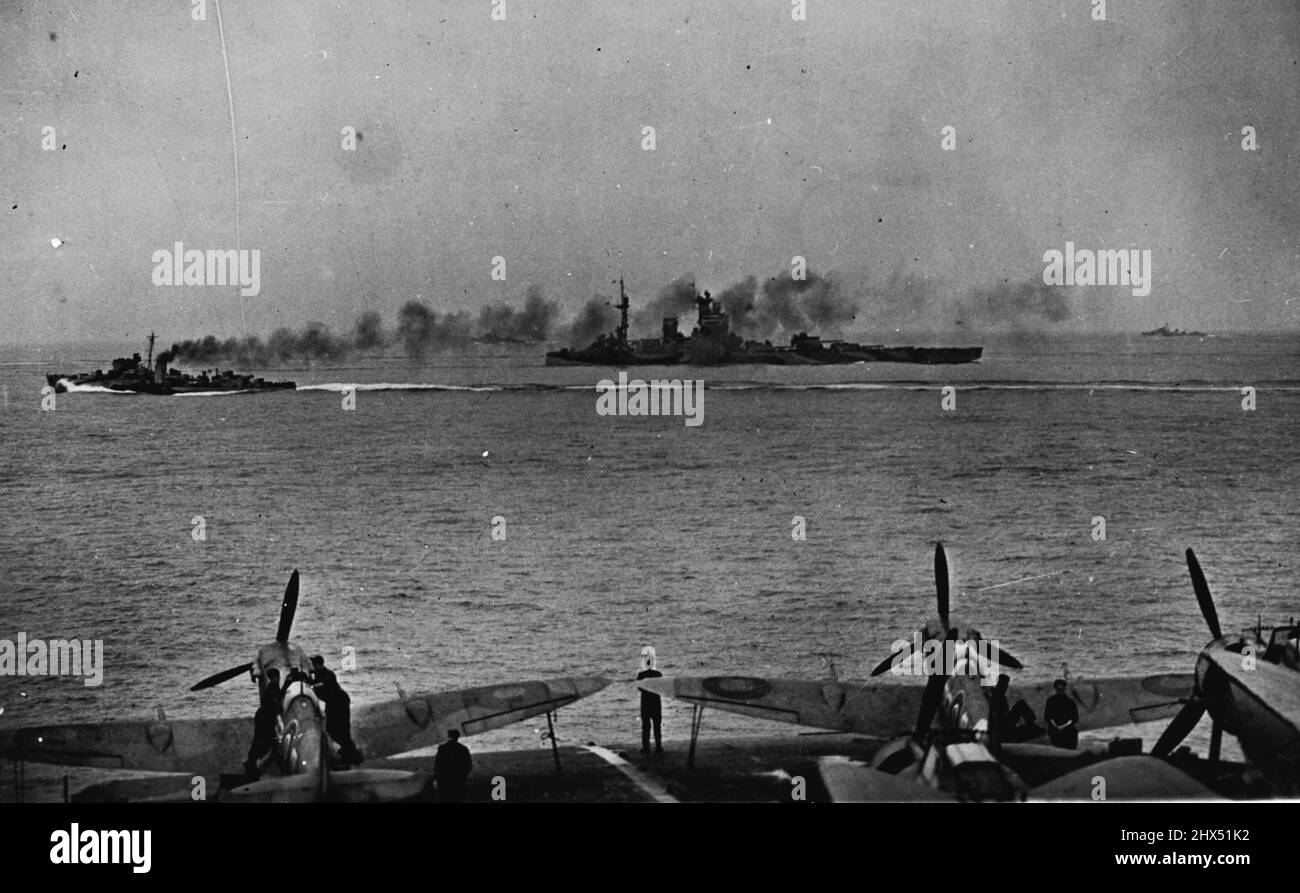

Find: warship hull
45;334;296;394
1142;325;1207;337
544;347;682;367
854;346;984;364
551;344;982;367
45;373;296;395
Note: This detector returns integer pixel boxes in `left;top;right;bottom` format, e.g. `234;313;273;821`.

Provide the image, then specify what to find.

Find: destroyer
45;333;296;395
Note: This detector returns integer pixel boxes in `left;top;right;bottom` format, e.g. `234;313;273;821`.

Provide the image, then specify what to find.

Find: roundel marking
404;697;432;728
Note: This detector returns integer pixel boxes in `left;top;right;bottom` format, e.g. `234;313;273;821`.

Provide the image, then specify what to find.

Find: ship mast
146;332;156;370
615;276;629;344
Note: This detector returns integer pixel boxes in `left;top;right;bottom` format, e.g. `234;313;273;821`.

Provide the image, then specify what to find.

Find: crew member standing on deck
433;729;473;802
243;668;283;780
636;645;664;754
1044;678;1080;749
311;655;363;767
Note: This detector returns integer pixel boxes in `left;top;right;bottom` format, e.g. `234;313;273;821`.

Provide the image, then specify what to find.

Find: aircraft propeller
1151;549;1225;759
867;544;1022;738
191;570;299;692
935;542;950;633
1187;548;1221;640
275;568;299;643
869;543;1022;678
190;661;255;692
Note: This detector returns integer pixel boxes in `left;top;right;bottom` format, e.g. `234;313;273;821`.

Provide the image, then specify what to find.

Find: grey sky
2;0;1297;345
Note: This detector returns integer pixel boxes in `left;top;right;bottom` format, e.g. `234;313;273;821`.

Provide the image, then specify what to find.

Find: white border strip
581;745;680;804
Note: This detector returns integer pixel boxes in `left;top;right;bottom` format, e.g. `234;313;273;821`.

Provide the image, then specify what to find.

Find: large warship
545;279;982;367
1142;324;1207;337
45;333;296;395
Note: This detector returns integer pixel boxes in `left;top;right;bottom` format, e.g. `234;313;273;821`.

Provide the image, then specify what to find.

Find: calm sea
1;333;1296;766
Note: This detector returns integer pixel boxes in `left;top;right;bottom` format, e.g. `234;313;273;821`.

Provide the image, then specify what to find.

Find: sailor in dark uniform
311;655;363;767
433;730;473;802
636;646;664;754
1044;678;1080;749
243;668;282;779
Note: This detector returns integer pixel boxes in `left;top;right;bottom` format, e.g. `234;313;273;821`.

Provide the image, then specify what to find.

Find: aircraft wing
73;767;431;803
641;672;1194;738
0;716;251;777
638;676;922;737
0;675;610;774
351;675;610;759
1008;673;1194;731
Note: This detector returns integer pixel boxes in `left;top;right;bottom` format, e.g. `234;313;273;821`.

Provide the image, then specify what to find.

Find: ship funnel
663;317;679;340
155;352;171;383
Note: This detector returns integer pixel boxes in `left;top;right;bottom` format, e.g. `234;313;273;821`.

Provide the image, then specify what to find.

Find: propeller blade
934;543;950;631
1151;699;1206;757
983;643;1024;671
1185;549;1221;641
191;662;254;692
914;674;946;738
276;570;300;643
870;640;916;677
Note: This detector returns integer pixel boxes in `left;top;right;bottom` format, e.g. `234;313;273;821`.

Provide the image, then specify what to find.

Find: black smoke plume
396;302;472;358
564;296;616;345
632;275;698;329
353;311;385;349
166;266;1076;367
170;325;352;366
477;285;559;342
699;268;857;341
964;278;1072;325
169;288;555;365
696;266;1074;339
714;276;759;333
755;269;855;336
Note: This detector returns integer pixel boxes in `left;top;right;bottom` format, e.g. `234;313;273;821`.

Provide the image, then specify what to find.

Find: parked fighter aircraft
820;548;1300;801
639;544;1193;768
811;550;1216;801
0;570;610;802
1149;549;1300;795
